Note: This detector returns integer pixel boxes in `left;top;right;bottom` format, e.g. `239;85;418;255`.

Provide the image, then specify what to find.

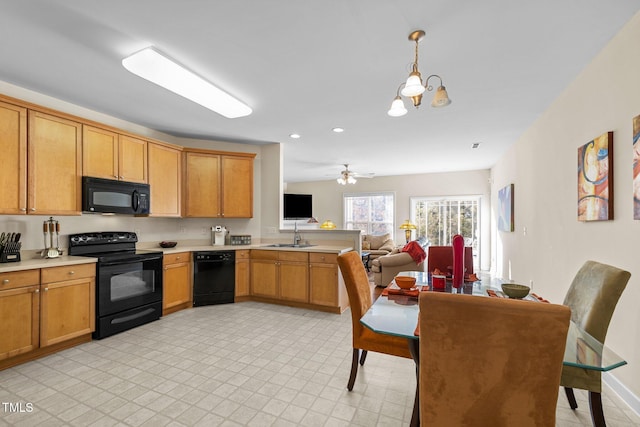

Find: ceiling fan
337;164;374;185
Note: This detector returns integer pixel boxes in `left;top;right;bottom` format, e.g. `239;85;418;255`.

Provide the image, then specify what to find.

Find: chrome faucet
293;221;302;245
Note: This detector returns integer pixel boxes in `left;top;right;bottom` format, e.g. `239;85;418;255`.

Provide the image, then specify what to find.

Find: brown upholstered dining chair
419;292;570;426
337;251;412;391
561;261;631;426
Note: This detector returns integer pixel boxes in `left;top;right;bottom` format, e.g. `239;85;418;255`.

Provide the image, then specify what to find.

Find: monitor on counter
283;193;312;219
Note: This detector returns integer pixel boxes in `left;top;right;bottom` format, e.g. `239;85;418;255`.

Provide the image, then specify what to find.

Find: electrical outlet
180;227;186;234
200;227;208;235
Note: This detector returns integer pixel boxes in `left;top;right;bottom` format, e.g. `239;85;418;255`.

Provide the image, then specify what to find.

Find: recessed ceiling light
122;47;252;118
332;127;344;133
289;133;301;139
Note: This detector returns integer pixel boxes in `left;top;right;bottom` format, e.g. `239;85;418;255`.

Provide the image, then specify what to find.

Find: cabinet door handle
176;256;181;260
2;279;9;284
44;287;49;291
68;271;75;275
20;208;26;212
30;208;36;211
34;288;40;293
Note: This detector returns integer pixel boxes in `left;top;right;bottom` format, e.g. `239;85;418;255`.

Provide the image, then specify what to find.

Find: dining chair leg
564;387;578;409
589;391;606;427
347;348;359;391
359;350;368;365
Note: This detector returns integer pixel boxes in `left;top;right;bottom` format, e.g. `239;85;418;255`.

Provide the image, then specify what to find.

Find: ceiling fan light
387;96;408;117
431;86;451;108
347;175;357;184
401;73;425;97
337;177;346;185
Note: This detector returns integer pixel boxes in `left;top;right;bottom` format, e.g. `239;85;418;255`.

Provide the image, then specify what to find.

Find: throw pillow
362;240;371;250
369;233;391;250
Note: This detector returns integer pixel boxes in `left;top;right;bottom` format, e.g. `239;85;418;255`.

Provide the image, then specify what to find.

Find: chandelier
388;29;451;117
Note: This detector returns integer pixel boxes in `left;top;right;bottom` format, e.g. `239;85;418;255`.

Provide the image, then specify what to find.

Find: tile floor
0;302;638;426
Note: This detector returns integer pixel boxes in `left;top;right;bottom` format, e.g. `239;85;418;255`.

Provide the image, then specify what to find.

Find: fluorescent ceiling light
122;47;252;118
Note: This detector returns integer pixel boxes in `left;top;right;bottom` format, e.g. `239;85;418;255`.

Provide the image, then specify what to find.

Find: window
344;192;395;236
411;196;480;265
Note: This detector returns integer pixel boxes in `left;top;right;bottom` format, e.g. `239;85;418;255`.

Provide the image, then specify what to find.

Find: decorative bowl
159;241;177;248
501;283;530;299
395;276;417;289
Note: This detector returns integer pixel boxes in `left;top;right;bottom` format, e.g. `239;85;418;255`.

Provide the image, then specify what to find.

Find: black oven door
97;255;163;317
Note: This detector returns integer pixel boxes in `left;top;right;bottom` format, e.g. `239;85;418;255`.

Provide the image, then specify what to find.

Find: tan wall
490;11;640;402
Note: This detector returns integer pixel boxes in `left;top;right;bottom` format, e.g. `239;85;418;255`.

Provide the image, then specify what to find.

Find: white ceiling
1;1;638;183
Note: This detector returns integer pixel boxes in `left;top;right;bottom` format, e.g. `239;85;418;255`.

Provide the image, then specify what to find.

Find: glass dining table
360;271;627;427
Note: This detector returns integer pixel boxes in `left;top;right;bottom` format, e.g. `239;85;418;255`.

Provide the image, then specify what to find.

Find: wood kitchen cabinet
250;250;278;298
83;125;148;183
148;142;182;217
235;250;250;300
28;111;82;215
221;155;254;218
40;264;95;347
183;149;255;218
250;250;309;303
163;252;191;315
278;252;309;303
309;252;348;311
0;100;27;215
0;270;40;361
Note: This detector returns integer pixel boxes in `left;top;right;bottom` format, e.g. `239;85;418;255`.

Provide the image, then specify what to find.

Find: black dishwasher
193;251;235;306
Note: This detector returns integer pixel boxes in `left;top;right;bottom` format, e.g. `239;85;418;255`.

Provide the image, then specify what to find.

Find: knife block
0;242;21;263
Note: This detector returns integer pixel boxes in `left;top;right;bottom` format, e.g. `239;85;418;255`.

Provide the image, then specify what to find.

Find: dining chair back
426;245;474;275
337;251;411;391
561;260;630;425
419;292;570;426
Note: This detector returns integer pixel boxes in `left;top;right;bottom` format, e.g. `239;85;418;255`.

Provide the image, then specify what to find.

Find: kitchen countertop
0;255;98;273
154;244;353;255
0;244;353;273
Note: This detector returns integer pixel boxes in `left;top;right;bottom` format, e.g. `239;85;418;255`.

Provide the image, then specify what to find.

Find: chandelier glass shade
388;30;451;117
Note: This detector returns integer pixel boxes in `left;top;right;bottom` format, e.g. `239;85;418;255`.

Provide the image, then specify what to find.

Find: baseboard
604;372;640;416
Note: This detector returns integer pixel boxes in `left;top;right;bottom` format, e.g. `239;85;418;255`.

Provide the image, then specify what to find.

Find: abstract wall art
633;115;640;219
498;183;514;232
578;131;613;221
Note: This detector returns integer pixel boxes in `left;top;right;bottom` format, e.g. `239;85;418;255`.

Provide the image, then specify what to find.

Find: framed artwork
578;132;613;221
633;114;640;219
498;184;514;232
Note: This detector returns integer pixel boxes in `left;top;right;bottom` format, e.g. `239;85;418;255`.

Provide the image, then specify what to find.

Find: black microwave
82;177;150;215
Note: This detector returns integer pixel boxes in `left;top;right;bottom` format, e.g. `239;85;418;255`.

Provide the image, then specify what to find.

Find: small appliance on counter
0;231;21;263
212;226;227;246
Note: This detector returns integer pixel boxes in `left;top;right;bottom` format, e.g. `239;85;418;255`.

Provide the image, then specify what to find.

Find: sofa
361;233;396;265
371;238;428;287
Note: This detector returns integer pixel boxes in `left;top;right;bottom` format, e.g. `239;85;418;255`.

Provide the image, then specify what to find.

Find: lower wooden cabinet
235;250;250;299
0;263;96;369
249;250;347;312
163;252;192;315
0;270;40;361
40;264;95;347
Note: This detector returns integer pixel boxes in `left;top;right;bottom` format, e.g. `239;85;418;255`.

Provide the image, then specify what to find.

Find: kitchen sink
266;243;316;248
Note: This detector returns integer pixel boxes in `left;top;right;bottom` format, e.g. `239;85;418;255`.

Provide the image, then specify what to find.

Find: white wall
286;169;491;270
491;11;640;403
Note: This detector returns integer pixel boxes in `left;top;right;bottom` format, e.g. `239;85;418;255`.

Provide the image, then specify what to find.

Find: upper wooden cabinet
28;111;82;215
183;149;255;218
222;155;254;218
148;142;182;217
0;101;27;214
83;125;148;183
